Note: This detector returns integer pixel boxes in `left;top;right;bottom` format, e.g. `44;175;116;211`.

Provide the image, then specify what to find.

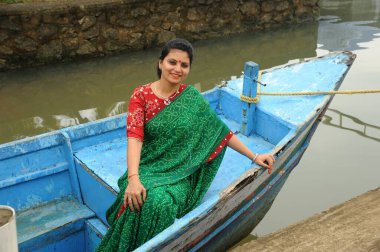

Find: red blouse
127;83;233;162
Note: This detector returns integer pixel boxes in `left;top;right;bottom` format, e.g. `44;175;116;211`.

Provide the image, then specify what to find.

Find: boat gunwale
0;51;356;251
136;51;357;251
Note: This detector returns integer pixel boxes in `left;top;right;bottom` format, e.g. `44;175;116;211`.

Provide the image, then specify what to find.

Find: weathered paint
0;52;355;251
19;221;85;252
76;160;117;224
241;61;259;136
141;108;321;251
61;132;83;203
17;198;94;251
190;112;322;251
85;219;108;252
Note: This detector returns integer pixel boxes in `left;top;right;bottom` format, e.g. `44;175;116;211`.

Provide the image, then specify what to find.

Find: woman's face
159;49;190;85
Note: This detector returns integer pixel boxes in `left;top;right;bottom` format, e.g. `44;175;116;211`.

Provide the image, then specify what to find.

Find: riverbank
0;0;319;70
230;187;380;252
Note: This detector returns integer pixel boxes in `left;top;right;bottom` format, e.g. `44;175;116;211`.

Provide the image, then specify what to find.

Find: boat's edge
136;51;357;251
0;51;357;251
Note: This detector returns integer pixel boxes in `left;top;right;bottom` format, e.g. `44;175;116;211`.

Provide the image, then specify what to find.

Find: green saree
96;85;230;251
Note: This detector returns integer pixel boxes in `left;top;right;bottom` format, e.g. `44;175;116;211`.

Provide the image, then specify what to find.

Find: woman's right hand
124;176;146;212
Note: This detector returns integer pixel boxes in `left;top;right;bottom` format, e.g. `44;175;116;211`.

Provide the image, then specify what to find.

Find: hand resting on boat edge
96;38;275;252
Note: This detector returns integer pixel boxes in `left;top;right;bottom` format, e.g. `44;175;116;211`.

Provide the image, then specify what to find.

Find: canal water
0;0;379;239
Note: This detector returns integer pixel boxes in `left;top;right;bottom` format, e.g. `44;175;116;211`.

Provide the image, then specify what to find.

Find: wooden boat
0;51;355;251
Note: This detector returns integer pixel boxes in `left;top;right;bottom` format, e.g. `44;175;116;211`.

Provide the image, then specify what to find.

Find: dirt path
231;187;380;252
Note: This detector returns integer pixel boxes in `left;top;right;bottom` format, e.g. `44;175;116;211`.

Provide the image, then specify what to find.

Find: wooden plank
241;61;258;136
17;198;94;244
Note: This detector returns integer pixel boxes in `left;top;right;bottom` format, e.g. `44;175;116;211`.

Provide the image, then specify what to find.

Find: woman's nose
174;63;181;72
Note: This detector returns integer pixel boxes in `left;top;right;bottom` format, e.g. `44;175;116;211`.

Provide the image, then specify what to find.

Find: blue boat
0;51;355;251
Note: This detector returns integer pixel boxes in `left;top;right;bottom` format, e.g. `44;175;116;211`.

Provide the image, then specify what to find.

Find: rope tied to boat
240;89;380;103
239;71;380;103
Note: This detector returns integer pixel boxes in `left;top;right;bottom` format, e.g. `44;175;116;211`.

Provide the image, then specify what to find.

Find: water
253;0;380;236
0;23;319;143
0;0;379;238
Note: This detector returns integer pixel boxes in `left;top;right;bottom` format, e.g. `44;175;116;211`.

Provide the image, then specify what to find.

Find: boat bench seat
74;117;275;226
74;137;125;225
17;197;95;251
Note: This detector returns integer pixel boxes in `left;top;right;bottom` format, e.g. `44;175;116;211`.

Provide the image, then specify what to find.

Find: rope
240;88;380;103
240;71;262;104
239;68;380;103
258;89;380;96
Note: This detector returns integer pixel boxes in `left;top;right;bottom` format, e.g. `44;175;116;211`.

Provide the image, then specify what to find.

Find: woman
96;38;275;251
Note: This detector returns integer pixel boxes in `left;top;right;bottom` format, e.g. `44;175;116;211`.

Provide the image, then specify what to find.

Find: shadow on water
323;108;380;143
318;0;380;51
0;23;318;144
2;0;378;145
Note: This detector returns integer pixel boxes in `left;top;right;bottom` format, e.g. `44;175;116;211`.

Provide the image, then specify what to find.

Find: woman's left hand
254;154;276;174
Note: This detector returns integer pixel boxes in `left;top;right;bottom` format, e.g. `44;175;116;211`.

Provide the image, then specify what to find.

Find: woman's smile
170;73;181;79
159;49;190;85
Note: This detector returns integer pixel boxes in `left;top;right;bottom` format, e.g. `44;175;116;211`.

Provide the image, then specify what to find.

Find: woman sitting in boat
96;38;275;251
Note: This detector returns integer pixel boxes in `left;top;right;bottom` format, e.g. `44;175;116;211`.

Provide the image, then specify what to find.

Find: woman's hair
157;38;194;78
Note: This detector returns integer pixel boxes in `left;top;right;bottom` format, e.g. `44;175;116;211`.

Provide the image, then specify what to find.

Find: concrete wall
0;0;319;70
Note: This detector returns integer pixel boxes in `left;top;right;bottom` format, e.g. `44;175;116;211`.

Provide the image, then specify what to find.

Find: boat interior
0;53;351;251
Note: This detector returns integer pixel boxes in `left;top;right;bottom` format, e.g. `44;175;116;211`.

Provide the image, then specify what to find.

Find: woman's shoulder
130;83;153;100
183;84;202;96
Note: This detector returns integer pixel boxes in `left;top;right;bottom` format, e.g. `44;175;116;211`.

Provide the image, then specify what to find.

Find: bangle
128;174;139;180
252;153;259;163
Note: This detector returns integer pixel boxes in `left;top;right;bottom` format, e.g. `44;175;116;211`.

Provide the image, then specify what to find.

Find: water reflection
0;23;319;144
253;0;380;237
53;115;80;128
323;108;380;142
318;0;380;51
33;116;44;128
78;108;98;122
320;0;380;27
106;102;126;117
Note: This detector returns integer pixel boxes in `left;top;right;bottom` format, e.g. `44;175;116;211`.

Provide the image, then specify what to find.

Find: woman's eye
168;60;176;65
181;63;189;68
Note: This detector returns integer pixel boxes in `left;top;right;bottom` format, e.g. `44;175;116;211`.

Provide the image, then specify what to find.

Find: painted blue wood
201;87;220;112
16;198;94;244
190;112;321;251
251;54;349;127
0;132;78;211
62;132;83;203
62;115;126;151
0;132;62;160
0;171;73;211
76;160;116;224
0;139;67;179
19;220;86;252
255;109;293;145
17;199;94;252
0;161;67;189
241;62;259;136
85;219;108;252
0;52;355;251
75;137;126;194
219;89;243;125
136;194;221;252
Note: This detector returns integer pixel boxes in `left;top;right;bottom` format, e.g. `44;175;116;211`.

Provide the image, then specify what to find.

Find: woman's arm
124;138;146;212
227;134;275;173
127;138;142;178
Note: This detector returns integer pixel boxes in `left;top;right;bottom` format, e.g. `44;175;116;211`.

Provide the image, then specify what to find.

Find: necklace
152;83;180;105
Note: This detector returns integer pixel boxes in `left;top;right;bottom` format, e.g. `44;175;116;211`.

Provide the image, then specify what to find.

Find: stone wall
0;0;319;70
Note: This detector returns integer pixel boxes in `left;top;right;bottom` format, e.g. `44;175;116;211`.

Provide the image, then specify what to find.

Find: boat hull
0;52;355;251
143;104;324;252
